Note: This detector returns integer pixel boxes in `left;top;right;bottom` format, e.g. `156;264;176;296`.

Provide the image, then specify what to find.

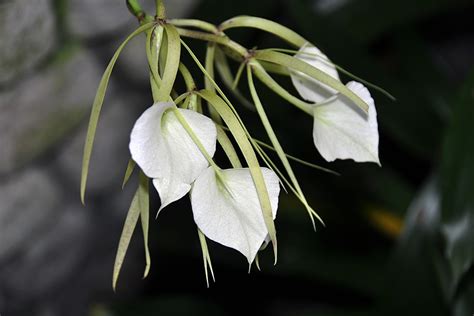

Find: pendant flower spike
79;0;391;289
290;43;380;165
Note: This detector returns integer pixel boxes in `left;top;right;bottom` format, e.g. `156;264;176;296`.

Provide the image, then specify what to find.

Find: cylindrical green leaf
81;22;154;204
219;16;306;47
157;24;181;102
248;64;323;227
254;50;369;113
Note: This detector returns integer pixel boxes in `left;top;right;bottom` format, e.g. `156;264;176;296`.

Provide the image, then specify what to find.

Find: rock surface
0;0;56;85
0;0;198;314
0;50;101;174
68;0;200;39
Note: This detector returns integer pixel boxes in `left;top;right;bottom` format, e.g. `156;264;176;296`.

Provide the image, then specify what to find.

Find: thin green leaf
265;48;396;101
220;16;306;47
197;228;215;288
174;91;191;105
259;60;291;76
146;26;164;101
112;171;149;290
232;61;246;90
251;61;313;115
197;89;278;264
255;141;323;218
181;39;289;201
204;43;222;124
122;159;136;189
138;172;151;279
157;24;181;102
81;22;154;204
181;39;262;159
254;50;369;113
254;139;340;176
216;125;242;168
168;18;219;33
252;141;290;194
158;27;168;78
214;47;254;110
248;64;323;227
204;43;216;93
178;62;196;91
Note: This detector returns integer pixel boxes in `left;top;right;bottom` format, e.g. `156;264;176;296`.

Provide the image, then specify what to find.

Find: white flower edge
290;42;341;103
312;81;380;165
191;167;280;264
129;102;217;212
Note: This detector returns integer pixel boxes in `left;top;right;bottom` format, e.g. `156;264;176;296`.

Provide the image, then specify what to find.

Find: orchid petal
313;81;380;164
129;102;217;212
290;43;340;103
191;167;280;264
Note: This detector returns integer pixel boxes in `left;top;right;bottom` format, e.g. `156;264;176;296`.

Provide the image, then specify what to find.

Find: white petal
191;167;280;264
312;81;380;164
129;102;172;178
129;102;217;211
290;43;340;103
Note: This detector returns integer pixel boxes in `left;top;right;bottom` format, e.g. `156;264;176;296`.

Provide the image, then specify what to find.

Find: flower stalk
155;0;166;19
126;0;153;23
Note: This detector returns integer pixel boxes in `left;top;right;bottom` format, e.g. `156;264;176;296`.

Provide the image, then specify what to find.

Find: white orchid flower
191;166;280;264
291;43;380;165
129;101;217;212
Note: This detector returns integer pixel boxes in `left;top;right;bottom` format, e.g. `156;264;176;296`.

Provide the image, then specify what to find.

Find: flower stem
247;64;323;228
178;63;196;91
126;0;152;23
168;19;219;34
156;0;166;19
249;60;313;115
219;16;306;47
176;28;247;58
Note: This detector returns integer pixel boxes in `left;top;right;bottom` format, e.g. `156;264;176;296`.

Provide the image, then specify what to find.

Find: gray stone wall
0;0;198;315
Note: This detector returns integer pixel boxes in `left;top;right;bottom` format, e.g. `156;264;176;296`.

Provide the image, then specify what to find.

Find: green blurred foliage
101;0;474;315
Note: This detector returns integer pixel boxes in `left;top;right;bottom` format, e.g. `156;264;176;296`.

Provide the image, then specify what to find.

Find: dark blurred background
1;0;473;315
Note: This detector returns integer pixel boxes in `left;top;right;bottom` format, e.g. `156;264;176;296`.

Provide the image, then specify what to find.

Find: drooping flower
129;101;217;212
191;166;280;264
290;43;380;165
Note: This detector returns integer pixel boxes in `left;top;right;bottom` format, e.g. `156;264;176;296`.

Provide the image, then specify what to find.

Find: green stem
126;0;152;23
205;43;222;123
156;0;166;18
250;60;313;115
264;48;396;100
174;92;190;105
168;19;219;34
219;16;306;47
178;63;196;91
232;61;246;90
247;64;323;228
176;28;247;58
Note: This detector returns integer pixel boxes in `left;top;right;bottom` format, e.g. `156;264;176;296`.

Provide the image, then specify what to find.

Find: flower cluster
129;101;279;267
80;0;387;288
